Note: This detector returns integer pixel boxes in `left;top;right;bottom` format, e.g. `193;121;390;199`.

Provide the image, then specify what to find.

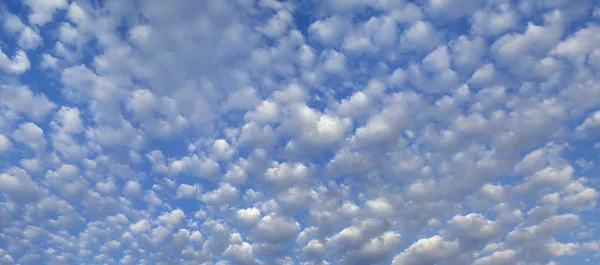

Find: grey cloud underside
0;0;599;265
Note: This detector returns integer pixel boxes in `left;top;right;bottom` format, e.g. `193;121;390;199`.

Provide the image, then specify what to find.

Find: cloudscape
0;0;599;264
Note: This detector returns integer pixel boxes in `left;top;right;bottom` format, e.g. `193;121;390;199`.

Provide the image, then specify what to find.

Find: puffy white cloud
253;214;300;243
491;22;562;65
123;180;143;198
308;16;352;46
169;155;220;180
23;0;68;25
157;209;185;226
226;86;261;111
17;27;43;50
0;1;598;264
245;100;280;123
473;249;516;265
575;110;600;137
551;24;600;59
40;53;59;69
211;139;235;161
471;3;518;36
176;184;202;199
236;207;261;224
51;106;84;133
392;235;460;265
0;49;30;74
0;84;55;121
130;219;151;235
282;103;352;151
399;20;440;52
224;242;256;265
258;10;293;39
13;122;46;151
265;162;311;187
0;134;13;154
450;35;487;72
350;231;401;264
507;214;579;243
3;13;25;33
202;182;239;205
427;0;483;19
0;168;43;203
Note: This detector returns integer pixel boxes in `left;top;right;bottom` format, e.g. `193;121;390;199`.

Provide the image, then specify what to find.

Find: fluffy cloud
575;110;600;137
0;49;30;74
0;1;598;264
253;214;300;243
392;235;460;265
23;0;68;25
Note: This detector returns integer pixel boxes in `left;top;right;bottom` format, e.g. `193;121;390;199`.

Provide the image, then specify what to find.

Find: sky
0;0;599;264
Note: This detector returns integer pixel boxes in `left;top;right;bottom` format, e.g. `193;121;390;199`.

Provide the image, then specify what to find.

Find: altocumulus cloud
0;0;599;264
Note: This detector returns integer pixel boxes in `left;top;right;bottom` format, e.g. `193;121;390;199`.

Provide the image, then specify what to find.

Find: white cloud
308;16;351;46
427;0;483;19
236;207;261;224
52;106;84;133
473;249;516;265
392;236;460;265
265;162;311;187
447;213;501;242
157;209;185;226
492;22;562;64
245;100;280;123
0;1;598;264
130;219;151;235
17;27;43;50
13;122;46;151
351;231;401;264
399;20;440;52
552;24;600;59
3;13;25;33
226;86;261;111
224;242;256;265
0;168;43;203
507;214;579;243
258;10;293;38
40;53;59;69
0;134;13;154
0;49;30;74
575;110;600;137
253;214;300;243
471;3;518;36
212;139;235;161
450;35;487;71
123;180;143;198
202;182;239;205
23;0;68;25
176;184;202;199
0;84;55;121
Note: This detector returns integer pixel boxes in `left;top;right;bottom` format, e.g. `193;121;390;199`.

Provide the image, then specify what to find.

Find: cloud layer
0;0;599;264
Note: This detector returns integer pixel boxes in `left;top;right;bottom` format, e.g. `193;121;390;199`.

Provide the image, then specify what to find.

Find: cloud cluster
0;0;599;264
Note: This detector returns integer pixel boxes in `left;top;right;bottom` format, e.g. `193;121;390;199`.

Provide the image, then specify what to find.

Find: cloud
575;110;600;137
23;0;68;25
399;20;440;52
253;214;300;243
392;235;460;265
0;167;44;203
471;2;518;36
0;1;598;264
0;49;30;74
0;84;55;121
551;24;600;59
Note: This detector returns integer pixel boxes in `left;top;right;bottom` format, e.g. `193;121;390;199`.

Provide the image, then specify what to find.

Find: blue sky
0;0;599;264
